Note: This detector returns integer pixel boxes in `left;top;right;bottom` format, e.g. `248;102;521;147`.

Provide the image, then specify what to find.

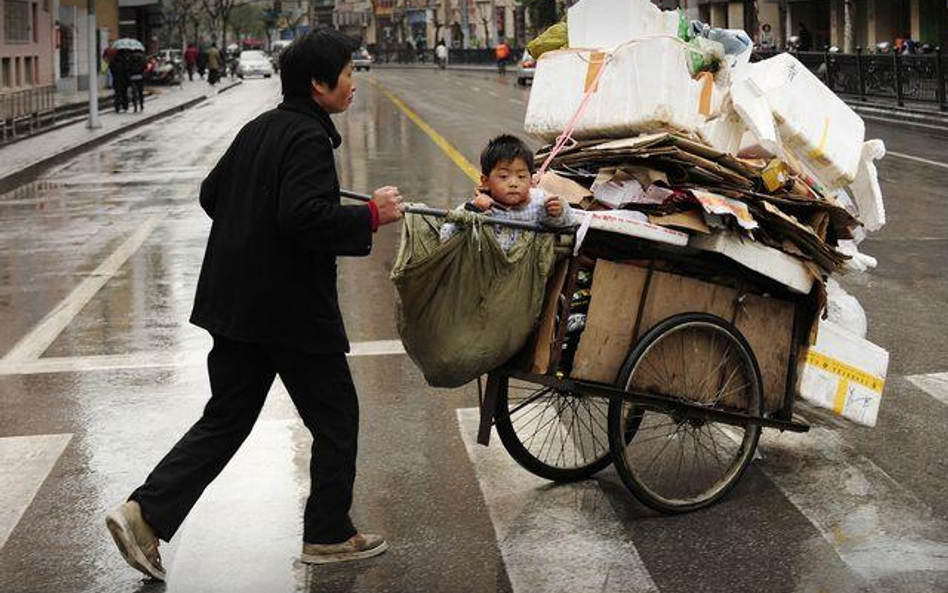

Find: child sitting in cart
439;134;573;251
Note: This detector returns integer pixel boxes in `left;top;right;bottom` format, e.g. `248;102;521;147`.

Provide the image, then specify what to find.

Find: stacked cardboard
525;0;890;426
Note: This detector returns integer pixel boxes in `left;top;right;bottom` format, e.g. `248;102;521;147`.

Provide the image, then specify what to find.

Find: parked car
237;50;274;78
156;48;182;69
516;50;536;86
352;48;373;71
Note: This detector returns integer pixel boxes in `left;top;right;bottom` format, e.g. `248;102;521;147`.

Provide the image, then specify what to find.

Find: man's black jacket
190;96;372;353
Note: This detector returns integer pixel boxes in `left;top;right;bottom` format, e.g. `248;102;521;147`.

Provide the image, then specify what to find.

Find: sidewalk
0;78;241;195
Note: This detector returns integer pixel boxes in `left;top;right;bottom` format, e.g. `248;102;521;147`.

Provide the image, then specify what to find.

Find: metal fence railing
0;85;58;144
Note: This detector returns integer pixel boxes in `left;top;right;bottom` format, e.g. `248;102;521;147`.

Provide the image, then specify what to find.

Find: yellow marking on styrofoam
806;117;831;162
805;350;885;393
833;378;850;415
697;72;714;116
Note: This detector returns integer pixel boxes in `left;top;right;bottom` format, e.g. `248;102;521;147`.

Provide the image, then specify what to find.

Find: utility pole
87;0;100;129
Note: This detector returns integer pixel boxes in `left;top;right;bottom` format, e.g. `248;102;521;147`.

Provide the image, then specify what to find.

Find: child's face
481;158;532;208
312;61;356;114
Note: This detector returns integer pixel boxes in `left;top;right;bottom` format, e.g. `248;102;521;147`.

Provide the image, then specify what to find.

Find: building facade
1;0;55;90
56;0;118;92
669;0;947;52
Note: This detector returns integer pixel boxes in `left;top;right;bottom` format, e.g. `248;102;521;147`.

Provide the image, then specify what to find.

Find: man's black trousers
130;333;359;544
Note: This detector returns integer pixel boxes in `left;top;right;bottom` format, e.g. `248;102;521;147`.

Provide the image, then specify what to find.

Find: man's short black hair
480;134;535;175
280;26;360;97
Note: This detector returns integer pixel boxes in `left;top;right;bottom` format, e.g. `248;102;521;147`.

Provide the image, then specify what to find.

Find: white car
237;50;274;78
352;48;373;71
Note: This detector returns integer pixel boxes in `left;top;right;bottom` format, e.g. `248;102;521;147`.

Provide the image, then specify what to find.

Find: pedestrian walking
184;43;198;81
103;44;118;89
128;50;147;112
495;39;511;75
207;43;222;85
197;44;208;79
104;27;405;581
759;23;776;51
109;50;130;112
798;22;812;51
435;40;448;69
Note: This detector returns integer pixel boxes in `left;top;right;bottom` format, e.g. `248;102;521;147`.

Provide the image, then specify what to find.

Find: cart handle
340;189;576;235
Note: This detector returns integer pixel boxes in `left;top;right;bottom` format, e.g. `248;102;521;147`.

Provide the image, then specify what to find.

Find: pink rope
533;52;613;186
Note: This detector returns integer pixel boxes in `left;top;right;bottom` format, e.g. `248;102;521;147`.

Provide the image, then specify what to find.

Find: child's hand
545;196;563;218
472;193;495;212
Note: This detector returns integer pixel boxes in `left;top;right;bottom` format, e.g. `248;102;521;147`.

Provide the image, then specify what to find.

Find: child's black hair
479;134;535;175
280;26;360;97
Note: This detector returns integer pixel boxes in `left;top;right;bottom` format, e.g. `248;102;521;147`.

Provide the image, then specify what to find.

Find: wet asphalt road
0;69;946;593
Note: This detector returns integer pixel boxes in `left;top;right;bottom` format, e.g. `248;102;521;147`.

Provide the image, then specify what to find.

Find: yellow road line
368;78;481;183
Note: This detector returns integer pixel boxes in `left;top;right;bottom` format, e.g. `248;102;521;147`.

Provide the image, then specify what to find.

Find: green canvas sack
391;208;559;388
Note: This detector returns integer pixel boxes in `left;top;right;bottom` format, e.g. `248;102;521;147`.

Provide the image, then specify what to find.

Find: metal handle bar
340;189;575;235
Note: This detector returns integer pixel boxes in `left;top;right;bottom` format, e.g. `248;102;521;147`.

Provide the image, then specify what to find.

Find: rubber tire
607;312;763;514
494;374;613;482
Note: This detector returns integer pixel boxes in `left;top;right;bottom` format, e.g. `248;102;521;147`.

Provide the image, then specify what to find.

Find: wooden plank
528;260;571;375
571;260;648;383
734;292;795;412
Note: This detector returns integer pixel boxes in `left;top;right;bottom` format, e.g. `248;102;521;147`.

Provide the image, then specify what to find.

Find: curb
0;81;241;195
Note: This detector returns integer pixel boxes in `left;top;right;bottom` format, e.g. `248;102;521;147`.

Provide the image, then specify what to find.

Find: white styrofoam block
731;52;866;189
798;320;889;427
525;37;725;142
689;231;814;294
697;110;747;157
567;0;679;50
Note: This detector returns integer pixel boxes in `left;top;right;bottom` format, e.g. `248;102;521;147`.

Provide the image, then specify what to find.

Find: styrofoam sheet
689;231;814;294
797;320;888;427
586;210;689;245
524;37;725;142
731;52;866;188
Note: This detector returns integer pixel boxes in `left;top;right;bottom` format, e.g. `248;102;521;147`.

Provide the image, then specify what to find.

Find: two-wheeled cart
475;225;814;513
343;189;813;513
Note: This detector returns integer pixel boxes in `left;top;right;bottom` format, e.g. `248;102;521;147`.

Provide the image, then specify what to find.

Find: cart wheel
494;374;612;482
608;313;763;513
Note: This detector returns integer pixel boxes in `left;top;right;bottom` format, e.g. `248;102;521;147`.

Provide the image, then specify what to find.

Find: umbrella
113;38;145;51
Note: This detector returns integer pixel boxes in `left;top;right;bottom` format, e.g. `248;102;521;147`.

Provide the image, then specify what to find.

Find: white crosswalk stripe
456;408;658;593
906;372;948;407
0;434;72;548
746;428;948;587
458;404;948;591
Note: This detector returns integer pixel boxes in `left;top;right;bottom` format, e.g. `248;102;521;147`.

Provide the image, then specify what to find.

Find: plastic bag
391;208;559;388
528;22;568;60
825;278;868;338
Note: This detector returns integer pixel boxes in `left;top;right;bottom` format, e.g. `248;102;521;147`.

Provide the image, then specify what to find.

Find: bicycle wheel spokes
497;378;611;480
609;315;763;513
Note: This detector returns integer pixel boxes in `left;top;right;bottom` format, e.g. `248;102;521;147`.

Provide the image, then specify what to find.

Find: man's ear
479;173;489;187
